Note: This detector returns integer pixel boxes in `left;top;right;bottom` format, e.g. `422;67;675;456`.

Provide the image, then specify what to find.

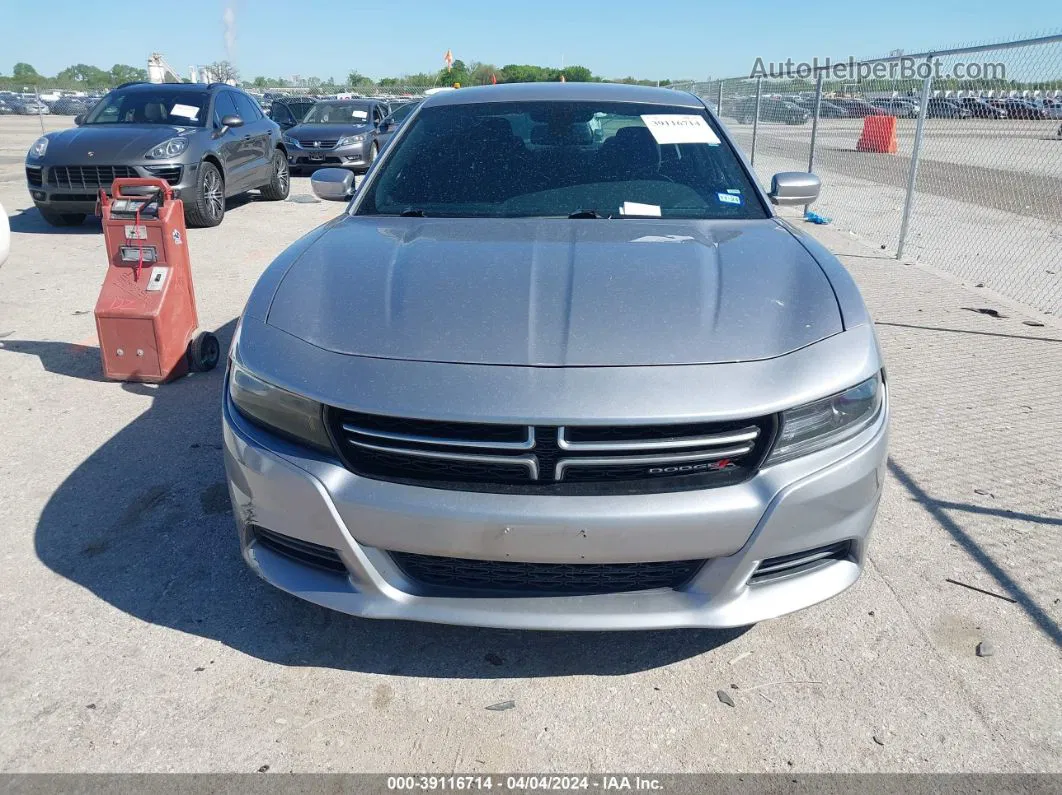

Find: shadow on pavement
30;316;746;676
0;339;110;381
876;321;1062;344
8;206;102;235
887;458;1061;648
8;192;276;236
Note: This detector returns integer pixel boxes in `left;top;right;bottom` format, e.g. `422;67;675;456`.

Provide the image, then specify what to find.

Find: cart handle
110;177;174;201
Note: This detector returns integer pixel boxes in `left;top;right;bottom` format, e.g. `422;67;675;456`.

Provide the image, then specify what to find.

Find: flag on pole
444;49;454;71
490;72;497;85
560;74;566;83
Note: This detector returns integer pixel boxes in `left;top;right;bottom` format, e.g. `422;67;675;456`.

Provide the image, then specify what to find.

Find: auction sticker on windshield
170;104;199;121
641;114;720;145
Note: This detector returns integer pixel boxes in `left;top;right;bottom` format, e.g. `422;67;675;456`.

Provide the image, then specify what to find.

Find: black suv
25;82;289;227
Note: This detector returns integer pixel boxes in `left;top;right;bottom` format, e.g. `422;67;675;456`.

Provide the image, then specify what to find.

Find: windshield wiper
567;209;609;219
399;208;427;217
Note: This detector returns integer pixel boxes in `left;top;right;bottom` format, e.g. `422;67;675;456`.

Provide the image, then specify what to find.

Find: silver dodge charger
223;82;889;630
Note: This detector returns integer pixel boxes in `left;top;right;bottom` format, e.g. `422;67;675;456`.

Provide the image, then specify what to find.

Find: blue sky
0;0;1056;81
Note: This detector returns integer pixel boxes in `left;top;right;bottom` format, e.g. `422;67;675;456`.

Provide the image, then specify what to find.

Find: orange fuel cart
94;178;218;382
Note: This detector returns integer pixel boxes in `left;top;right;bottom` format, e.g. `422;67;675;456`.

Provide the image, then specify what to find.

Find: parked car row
0;91;103;116
724;92;1056;122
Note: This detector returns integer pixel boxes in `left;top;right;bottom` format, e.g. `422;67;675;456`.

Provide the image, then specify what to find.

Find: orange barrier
856;115;898;154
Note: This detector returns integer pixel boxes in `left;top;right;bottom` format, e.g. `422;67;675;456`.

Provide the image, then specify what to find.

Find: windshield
357;100;765;220
302;101;373;124
82;89;209;127
389;101;420;124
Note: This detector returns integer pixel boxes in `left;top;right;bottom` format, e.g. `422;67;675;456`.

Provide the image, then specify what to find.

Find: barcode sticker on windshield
170;104;199;120
641;114;720;145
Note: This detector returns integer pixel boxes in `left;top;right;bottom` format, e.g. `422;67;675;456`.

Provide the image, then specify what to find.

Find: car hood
42;125;194;161
288;122;372;138
266;217;843;367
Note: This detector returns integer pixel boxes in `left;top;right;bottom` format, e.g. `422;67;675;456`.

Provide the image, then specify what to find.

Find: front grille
296;138;339;149
390;551;705;596
749;541;852;585
326;409;775;495
251;525;347;573
145;165;182;185
49;165;138;190
25;166;42;186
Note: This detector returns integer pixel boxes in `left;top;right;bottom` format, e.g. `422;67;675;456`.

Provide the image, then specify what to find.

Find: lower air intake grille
252;525;347;573
389;552;705;596
749;541;852;584
26;166;43;186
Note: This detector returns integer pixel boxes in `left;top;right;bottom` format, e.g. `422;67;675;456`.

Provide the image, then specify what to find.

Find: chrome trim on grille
554;444;754;480
346;438;540;480
556;425;760;452
342;422;535;451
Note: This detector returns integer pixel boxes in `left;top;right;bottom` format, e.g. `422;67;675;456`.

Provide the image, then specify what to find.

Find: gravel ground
0;118;1060;774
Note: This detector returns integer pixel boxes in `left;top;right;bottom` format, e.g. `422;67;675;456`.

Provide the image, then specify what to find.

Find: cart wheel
188;332;221;372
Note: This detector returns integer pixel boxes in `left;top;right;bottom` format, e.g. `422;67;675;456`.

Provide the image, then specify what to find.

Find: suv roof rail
208;82;232;90
116;81;150;89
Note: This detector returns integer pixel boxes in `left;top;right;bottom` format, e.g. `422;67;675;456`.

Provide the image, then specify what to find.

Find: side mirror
74;114;84;126
217;114;244;136
379;120;393;132
768;172;821;206
311;168;355;201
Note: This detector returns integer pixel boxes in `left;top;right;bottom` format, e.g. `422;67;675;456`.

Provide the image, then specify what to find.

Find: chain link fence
674;33;1062;318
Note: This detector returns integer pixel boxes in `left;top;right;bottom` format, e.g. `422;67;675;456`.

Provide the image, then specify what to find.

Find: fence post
750;77;762;167
804;71;824;215
897;57;934;259
716;81;723;117
34;86;45;133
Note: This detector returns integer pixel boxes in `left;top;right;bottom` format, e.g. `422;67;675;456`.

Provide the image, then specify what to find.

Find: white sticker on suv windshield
170;103;199;120
641;114;720;145
351;110;368;120
620;201;661;217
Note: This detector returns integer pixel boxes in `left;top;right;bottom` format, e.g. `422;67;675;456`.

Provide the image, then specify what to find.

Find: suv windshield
357;100;765;219
83;89;209;127
302;101;373;124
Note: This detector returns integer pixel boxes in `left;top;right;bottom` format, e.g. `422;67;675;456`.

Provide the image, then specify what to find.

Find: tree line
0;62;148;90
2;58;680;94
254;60;675;91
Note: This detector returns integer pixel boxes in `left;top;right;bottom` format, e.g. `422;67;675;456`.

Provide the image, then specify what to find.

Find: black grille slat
26;166;43;186
146;166;182;185
390;551;705;596
49;165;137;190
327;408;775;496
750;541;851;584
252;526;347;573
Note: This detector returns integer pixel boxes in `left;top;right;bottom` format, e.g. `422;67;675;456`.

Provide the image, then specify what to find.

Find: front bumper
223;383;890;630
25;160;197;213
287;140;371;170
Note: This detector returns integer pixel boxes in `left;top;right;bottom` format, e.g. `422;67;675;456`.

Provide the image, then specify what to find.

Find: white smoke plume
223;5;237;60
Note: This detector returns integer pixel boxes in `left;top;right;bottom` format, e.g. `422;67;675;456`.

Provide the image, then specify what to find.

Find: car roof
420;82;703;109
116;82;218;93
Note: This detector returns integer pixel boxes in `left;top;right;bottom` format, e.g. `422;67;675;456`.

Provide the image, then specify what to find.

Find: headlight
337;134;367;147
29;136;48;158
228;359;333;453
283;135;300;148
765;372;884;465
145;137;188;159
